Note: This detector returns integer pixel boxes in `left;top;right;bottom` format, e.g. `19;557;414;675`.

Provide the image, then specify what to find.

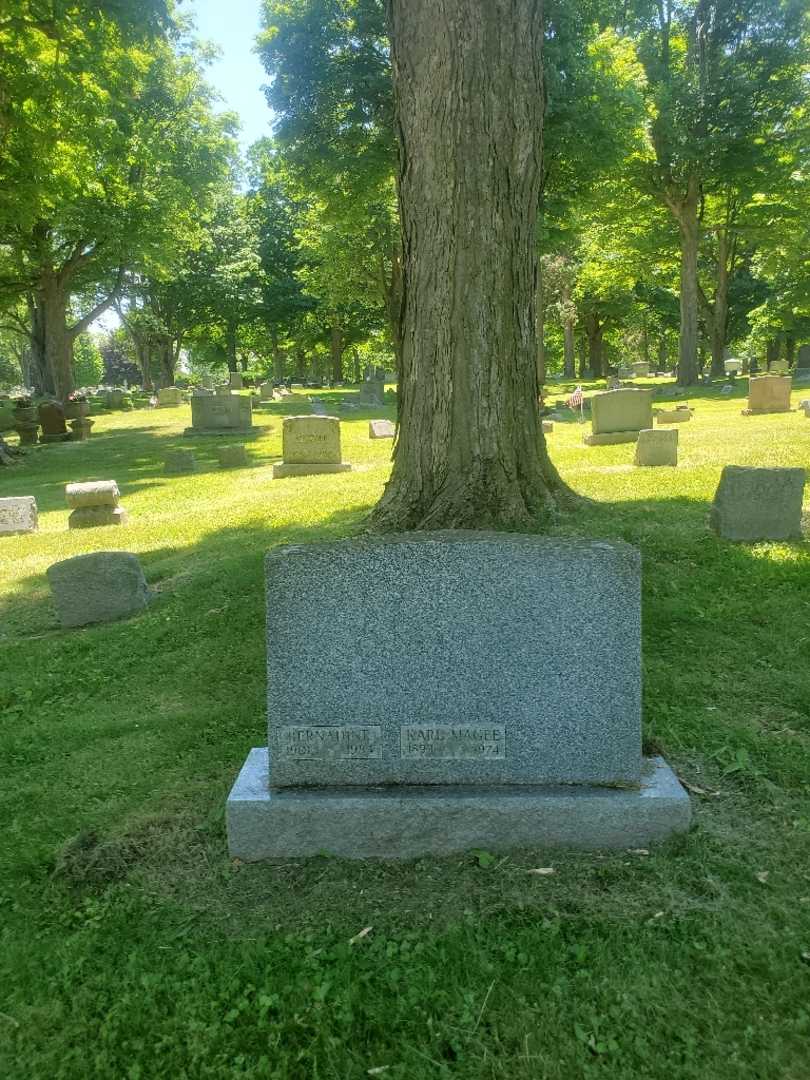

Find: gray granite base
183;426;259;437
226;749;691;860
583;431;640;446
272;462;352;478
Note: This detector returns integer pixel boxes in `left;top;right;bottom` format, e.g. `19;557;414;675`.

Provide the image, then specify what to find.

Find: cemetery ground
1;385;810;1080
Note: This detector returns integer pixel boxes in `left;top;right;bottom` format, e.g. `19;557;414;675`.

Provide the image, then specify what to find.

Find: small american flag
567;385;584;409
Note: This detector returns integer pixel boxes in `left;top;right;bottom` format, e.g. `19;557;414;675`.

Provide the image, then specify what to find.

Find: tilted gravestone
272;415;351;478
185;394;257;436
743;375;792;415
710;466;804;541
635;428;678;467
0;496;37;535
584;388;653;445
47;551;151;628
227;533;690;859
369;419;395;439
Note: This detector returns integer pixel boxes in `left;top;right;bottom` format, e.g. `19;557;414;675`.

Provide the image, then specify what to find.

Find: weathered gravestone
541;420;554;434
584;388;654;445
157;387;185;407
656;407;692;424
743;375;792;415
0;496;37;535
65;480;128;529
164;449;197;474
272;416;352;478
47;551;151;628
369;419;395;439
259;382;276;400
635;428;678;467
228;372;244;390
358;369;386;406
217;444;250;468
710;466;804;541
184;394;257;436
631;361;650;377
226;533;691;859
38;403;71;444
724;358;742;376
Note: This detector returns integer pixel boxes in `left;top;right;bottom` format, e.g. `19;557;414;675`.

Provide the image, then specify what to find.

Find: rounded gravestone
164;449;197;474
47;551;151;628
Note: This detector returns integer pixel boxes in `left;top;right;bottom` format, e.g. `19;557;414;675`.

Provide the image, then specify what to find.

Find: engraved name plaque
278;725;382;760
400;725;506;760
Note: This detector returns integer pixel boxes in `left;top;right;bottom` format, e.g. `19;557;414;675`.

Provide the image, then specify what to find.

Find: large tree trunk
709;228;731;377
372;0;567;530
225;319;238;373
39;271;74;401
578;331;588;379
563;321;576;379
535;262;546;389
330;321;344;383
670;180;701;386
583;313;604;378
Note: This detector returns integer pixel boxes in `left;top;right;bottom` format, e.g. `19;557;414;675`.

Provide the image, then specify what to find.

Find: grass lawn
2;383;810;1079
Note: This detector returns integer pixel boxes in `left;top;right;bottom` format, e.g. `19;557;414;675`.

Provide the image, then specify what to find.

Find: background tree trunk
671;180;700;386
330;321;344;383
583;313;604;378
372;0;567;530
563;319;576;379
535;263;546;389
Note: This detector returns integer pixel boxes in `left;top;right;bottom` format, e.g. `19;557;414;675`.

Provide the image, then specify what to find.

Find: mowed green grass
1;384;810;1080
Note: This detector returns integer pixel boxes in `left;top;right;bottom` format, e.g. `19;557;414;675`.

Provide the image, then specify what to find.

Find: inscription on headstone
401;725;506;760
278;725;382;760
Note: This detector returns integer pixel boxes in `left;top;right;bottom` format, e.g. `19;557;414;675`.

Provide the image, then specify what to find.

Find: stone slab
227;750;690;860
369;419;395;439
272;462;352;478
710;466;804;541
583;431;640;446
0;496;37;535
656;409;692;424
635;428;678;467
65;481;120;508
164;450;197;474
68;506;128;529
265;533;642;788
217;445;250;468
47;551;151;628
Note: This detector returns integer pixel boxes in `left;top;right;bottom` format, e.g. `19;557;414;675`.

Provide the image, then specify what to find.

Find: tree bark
535;262;546;389
330;321;344;383
372;0;568;530
709;227;731;377
583;313;604;378
578;331;588;379
668;178;701;386
39;270;73;401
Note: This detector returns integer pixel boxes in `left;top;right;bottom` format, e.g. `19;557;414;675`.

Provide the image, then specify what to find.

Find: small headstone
0;496;37;535
157;387;184;407
38;403;71;444
259;382;275;400
541;420;554;434
743;375;792;415
226;533;690;859
68;418;94;442
635;428;678;467
584;388;653;446
47;551;151;628
357;371;386;406
723;358;742;376
720;384;734;396
769;359;789;375
710;466;805;541
217;444;250;468
631;361;650;377
65;480;128;529
164;450;197;474
228;372;244;390
272;416;352;478
656;408;692;424
369;419;395;439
